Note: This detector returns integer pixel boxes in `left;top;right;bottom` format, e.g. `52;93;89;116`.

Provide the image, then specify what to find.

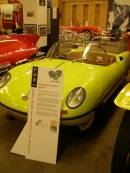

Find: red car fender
0;34;40;65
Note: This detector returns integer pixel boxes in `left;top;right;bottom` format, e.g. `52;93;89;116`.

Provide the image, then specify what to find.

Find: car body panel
114;83;130;110
0;34;39;65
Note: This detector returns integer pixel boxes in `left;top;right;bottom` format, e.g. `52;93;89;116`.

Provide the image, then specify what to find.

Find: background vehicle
60;25;103;41
0;34;39;75
111;83;130;173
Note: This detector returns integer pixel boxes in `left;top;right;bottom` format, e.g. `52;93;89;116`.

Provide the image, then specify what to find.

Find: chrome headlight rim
66;87;86;109
0;63;11;74
0;72;11;88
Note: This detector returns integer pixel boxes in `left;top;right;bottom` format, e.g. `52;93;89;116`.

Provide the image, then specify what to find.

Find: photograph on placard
50;120;58;132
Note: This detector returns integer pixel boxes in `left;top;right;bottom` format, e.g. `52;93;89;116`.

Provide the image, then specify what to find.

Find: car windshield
45;39;128;65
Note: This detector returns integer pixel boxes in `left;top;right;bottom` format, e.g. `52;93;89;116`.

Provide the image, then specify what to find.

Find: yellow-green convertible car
0;40;130;130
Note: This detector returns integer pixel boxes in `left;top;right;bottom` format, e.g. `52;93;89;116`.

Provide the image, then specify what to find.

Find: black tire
111;111;130;173
82;30;92;41
6;114;16;121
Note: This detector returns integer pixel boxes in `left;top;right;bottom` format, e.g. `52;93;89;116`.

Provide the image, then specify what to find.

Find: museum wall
52;0;58;7
0;0;109;30
0;0;8;3
59;0;108;29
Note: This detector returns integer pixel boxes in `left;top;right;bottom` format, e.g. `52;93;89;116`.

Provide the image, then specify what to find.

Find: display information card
11;67;64;164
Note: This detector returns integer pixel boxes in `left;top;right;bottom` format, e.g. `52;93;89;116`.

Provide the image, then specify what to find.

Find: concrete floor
0;101;125;173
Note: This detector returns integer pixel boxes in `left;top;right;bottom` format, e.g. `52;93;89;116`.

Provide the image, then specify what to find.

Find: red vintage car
0;34;39;74
60;25;103;40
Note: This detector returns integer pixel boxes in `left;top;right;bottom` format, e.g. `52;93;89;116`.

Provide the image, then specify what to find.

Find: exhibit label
11;66;63;164
26;67;63;164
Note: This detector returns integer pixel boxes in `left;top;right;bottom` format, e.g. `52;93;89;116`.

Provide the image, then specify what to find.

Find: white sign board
11;67;63;164
52;7;57;19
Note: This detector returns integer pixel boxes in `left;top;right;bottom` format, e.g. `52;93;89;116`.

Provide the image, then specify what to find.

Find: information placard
11;67;63;164
26;67;63;163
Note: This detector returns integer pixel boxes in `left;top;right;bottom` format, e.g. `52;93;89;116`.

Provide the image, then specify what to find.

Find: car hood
0;58;103;112
7;58;103;92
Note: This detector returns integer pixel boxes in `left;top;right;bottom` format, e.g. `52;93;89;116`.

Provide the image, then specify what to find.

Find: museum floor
0;98;125;173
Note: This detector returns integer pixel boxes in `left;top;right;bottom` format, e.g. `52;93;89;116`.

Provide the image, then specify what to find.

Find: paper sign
11;67;63;164
52;7;57;19
26;67;63;164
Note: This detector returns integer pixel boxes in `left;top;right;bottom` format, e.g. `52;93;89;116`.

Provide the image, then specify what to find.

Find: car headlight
66;87;86;109
0;72;11;88
0;63;11;74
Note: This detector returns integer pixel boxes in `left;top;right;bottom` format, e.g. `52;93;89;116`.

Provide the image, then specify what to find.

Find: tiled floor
0;102;125;173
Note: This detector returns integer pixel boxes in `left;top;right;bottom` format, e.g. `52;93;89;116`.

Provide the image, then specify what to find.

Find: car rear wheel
111;111;130;173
